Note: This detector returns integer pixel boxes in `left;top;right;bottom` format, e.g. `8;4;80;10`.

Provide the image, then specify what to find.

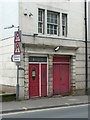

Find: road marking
1;104;88;117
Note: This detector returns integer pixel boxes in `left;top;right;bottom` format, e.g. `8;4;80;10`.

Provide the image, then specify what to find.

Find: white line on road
1;104;88;117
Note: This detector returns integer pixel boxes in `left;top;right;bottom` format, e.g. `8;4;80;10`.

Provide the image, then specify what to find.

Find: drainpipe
84;0;88;95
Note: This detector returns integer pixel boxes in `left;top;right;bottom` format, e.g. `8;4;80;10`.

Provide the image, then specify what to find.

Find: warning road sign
14;43;21;54
14;31;21;42
14;30;21;63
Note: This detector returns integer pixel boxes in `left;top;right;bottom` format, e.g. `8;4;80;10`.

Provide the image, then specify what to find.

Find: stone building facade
0;0;90;99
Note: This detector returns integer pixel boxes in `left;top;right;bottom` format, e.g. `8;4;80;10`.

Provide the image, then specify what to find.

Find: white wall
0;38;17;86
19;0;85;40
0;0;19;86
0;0;19;39
68;2;84;40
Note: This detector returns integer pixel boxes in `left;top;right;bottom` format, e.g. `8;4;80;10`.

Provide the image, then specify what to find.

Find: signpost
14;29;22;101
5;25;22;101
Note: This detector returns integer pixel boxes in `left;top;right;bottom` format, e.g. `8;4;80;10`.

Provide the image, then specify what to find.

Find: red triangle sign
14;31;21;42
14;43;21;54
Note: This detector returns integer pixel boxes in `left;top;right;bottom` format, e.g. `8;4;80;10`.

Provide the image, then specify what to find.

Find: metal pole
85;0;88;95
16;26;20;101
16;64;19;101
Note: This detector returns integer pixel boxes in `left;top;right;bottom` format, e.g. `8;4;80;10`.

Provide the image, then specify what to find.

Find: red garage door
53;57;70;95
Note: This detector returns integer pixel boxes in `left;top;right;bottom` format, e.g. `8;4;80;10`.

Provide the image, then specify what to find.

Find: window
38;8;68;37
62;13;67;37
47;11;59;35
32;68;36;80
38;9;45;34
29;56;47;62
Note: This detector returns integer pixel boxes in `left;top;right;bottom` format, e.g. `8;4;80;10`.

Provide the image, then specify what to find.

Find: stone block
24;62;28;66
19;78;24;86
25;74;28;79
25;71;28;75
19;70;24;78
19;86;24;100
25;95;29;100
25;58;29;62
24;83;28;88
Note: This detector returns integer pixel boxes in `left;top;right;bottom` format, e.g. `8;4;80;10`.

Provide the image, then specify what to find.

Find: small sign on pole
14;31;21;42
11;55;21;62
14;43;21;54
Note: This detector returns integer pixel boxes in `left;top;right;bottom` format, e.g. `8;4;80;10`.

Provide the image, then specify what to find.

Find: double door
53;57;70;95
29;64;47;97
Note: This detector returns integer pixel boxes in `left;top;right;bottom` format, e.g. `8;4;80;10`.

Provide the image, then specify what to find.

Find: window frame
62;13;67;37
47;11;59;35
38;8;45;34
38;8;68;37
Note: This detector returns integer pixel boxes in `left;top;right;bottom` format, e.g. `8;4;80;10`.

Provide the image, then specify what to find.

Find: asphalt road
2;104;88;118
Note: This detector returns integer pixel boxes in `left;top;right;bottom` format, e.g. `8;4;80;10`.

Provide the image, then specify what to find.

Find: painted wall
0;0;19;86
0;38;17;86
19;0;85;40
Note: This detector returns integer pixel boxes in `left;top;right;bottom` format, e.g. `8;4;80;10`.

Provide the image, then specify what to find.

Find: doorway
53;56;70;95
29;56;47;97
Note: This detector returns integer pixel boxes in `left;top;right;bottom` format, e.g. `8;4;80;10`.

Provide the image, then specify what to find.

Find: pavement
0;95;88;114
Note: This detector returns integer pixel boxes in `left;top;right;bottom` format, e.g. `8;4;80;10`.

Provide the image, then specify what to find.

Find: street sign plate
12;55;21;62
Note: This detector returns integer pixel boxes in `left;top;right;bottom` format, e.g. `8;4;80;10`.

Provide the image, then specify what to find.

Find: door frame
29;55;48;97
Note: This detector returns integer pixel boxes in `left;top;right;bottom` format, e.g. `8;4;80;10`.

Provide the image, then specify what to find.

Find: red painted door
29;64;39;97
41;64;47;96
53;64;61;95
60;64;70;95
53;57;70;95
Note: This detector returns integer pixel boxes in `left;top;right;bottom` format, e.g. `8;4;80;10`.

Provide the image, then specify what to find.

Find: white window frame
47;11;59;35
38;8;45;34
37;8;68;37
62;13;67;37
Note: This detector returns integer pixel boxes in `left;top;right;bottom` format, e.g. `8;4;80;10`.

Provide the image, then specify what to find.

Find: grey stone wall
70;55;76;95
75;41;90;95
19;50;25;100
24;52;29;100
48;54;53;96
